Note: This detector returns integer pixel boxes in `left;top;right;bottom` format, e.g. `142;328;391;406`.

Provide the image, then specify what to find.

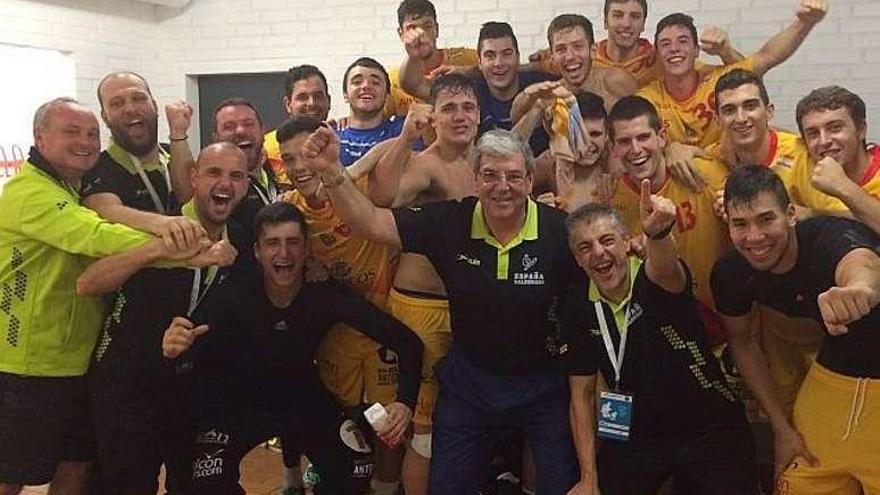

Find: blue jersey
338;117;405;167
476;71;557;155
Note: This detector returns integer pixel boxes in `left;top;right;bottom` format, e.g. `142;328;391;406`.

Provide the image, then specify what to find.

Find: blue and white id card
597;390;633;441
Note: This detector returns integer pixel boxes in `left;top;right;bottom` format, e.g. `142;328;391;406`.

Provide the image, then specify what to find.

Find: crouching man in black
162;202;423;494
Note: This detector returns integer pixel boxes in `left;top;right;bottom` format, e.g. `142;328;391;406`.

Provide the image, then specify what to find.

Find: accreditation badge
597;390;633;441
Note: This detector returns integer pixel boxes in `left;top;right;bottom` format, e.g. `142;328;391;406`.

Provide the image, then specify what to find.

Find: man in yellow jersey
606;96;730;347
276;108;427;495
390;0;478;118
264;65;333;187
528;0;744;88
711;69;825;423
796;85;880;235
638;0;827;149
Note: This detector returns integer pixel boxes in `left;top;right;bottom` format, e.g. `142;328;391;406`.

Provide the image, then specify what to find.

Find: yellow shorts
758;306;823;416
317;322;399;408
775;363;880;495
387;288;451;427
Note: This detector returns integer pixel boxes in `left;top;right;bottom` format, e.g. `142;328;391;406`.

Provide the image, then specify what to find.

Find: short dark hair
714;69;770;111
477;22;519;56
342;57;391;95
795;86;867;137
429;73;478;105
397;0;436;27
276;115;322;145
607;95;660;139
603;0;648;22
212;97;264;129
253;202;309;242
655;13;698;48
576;91;607;122
723;165;790;212
565;202;628;239
285;65;329;98
547;14;595;48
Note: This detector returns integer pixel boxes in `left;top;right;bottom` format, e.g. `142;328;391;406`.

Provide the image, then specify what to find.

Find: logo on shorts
196;429;230;446
192;448;224;479
339;419;372;454
352;457;374;479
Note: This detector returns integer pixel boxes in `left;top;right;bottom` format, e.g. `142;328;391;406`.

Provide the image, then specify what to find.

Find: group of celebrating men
1;0;878;494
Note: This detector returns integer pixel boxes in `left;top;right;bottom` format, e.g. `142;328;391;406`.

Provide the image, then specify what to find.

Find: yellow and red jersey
594;38;657;87
638;58;755;148
792;145;880;212
281;184;399;307
263;129;290;188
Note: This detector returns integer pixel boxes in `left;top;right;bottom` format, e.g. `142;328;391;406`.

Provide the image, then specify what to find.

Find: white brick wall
3;0;880;144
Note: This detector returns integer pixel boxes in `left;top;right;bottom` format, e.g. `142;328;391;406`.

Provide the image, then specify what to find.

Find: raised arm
511;80;563;126
300;125;403;248
752;0;827;76
811;156;880;236
165;100;196;202
640;180;686;293
818;247;880;334
699;27;745;65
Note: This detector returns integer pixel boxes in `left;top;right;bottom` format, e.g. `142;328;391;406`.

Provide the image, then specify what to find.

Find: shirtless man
361;72;479;495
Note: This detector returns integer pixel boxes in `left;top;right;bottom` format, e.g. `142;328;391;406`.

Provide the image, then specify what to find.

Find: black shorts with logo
0;372;94;485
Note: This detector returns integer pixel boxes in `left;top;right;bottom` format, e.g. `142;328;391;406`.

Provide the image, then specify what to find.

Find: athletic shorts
386;288;450;426
757;306;822;416
775;363;880;495
0;372;94;485
318;322;399;408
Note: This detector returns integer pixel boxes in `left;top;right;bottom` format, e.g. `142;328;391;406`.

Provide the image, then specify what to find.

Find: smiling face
727;191;797;273
605;0;646;51
433;87;479;145
279;132;322;199
612;115;666;187
284;76;331;121
191;144;249;227
550;26;594;88
800;107;866;167
475;152;533;224
344;65;388;118
213;104;265;173
717;83;773;150
478;36;519;94
568;216;631;300
255;220;308;291
656;24;698;78
34;102;101;181
99;74;159;157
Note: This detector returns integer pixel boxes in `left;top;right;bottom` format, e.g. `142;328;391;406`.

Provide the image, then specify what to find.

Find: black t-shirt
230;163;279;246
82;145;177;213
91;220;252;398
392;196;586;374
188;277;423;413
712;216;880;378
476;70;557;155
560;260;744;440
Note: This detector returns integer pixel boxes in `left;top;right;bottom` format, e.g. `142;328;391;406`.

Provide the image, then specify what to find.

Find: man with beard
83;72;204;251
77;142;246;494
712;166;880;494
637;1;827;149
338;57;424;167
0;98;223;495
605;96;730;346
264;65;332;187
795;85;880;235
212;98;280;245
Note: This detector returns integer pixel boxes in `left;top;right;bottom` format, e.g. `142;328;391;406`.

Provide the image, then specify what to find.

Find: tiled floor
20;445;287;494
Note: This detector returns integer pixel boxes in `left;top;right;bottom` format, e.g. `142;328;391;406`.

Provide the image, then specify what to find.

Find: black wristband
645;222;675;240
168;134;189;142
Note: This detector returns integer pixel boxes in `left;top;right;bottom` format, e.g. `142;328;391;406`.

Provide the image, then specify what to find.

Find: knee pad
410;432;432;459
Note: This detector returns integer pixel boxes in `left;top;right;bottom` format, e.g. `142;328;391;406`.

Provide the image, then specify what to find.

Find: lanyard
251;169;277;206
187;265;220;317
595;300;632;389
129;153;171;214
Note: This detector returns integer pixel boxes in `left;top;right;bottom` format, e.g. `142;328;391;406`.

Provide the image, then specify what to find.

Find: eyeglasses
479;170;528;186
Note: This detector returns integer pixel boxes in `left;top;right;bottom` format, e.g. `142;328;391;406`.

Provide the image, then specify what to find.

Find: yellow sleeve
694;156;730;196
